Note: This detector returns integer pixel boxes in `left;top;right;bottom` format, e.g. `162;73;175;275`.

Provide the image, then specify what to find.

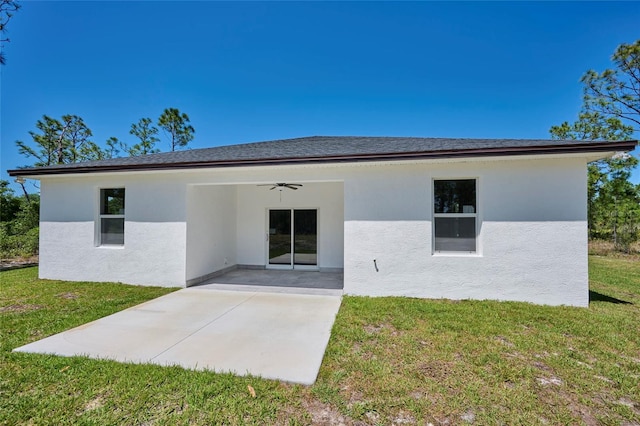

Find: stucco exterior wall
185;185;238;281
39;175;187;287
343;157;588;306
236;182;344;269
36;154;589;305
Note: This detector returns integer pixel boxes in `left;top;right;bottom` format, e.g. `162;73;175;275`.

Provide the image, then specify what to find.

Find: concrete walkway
13;286;342;385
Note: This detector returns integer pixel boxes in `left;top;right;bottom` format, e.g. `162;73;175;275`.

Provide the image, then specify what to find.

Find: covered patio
185;180;344;287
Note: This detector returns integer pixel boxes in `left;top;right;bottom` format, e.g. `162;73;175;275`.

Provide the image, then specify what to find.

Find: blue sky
2;1;639;190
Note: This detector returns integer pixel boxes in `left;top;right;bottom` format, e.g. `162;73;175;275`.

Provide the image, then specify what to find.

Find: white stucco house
8;136;638;306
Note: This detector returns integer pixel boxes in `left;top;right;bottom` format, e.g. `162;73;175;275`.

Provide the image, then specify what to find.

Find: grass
1;258;639;425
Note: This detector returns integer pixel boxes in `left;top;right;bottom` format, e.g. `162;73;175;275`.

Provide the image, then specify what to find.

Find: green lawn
1;258;639;425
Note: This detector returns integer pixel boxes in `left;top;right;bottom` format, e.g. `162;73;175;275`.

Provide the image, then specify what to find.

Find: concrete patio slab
199;269;343;291
13;286;342;385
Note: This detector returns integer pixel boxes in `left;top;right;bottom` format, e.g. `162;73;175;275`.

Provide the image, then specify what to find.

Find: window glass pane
434;180;476;214
101;188;125;215
268;210;291;265
434;217;475;252
101;218;124;245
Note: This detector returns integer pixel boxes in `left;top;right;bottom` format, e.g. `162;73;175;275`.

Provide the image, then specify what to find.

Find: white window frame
97;188;125;247
432;178;478;255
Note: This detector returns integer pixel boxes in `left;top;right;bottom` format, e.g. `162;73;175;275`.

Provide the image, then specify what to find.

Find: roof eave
7;140;638;178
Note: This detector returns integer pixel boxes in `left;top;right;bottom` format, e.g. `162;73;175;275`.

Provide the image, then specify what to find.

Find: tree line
549;40;640;253
15;107;195;167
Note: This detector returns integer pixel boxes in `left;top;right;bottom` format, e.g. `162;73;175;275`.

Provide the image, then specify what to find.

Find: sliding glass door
268;209;317;268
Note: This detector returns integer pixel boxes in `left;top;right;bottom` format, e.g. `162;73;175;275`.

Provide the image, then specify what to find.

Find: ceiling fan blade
258;183;302;191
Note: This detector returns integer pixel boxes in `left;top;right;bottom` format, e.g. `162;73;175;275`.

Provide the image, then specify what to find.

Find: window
433;179;477;253
99;188;125;245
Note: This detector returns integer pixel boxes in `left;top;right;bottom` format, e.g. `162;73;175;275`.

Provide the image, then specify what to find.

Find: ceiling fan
257;183;303;191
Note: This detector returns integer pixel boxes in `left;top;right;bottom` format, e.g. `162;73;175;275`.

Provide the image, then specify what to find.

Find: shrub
0;226;39;258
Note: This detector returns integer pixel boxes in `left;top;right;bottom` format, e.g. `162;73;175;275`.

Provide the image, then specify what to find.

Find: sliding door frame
265;207;319;270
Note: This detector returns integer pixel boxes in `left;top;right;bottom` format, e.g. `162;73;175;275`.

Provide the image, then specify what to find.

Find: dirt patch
503;380;516;389
537;381;601;425
57;292;79;300
532;361;553;372
417;361;457;381
594;375;615;384
409;391;424;400
460;409;475;423
392;410;416;425
536;377;563;386
495;336;514;347
567;404;600;426
83;396;105;412
347;390;364;405
0;303;43;313
363;324;384;334
352;345;376;361
574;360;593;369
339;382;370;412
364;411;379;422
363;323;399;336
302;399;352;425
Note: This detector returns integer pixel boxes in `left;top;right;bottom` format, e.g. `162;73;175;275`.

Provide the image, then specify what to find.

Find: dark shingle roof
8;136;638;177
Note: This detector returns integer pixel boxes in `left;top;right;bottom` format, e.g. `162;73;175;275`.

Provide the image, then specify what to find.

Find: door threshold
266;266;320;271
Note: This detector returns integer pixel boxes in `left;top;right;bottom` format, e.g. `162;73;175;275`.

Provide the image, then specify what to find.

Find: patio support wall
185;185;238;282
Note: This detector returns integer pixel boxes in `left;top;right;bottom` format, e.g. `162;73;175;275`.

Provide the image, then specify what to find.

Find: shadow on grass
589;290;632;305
